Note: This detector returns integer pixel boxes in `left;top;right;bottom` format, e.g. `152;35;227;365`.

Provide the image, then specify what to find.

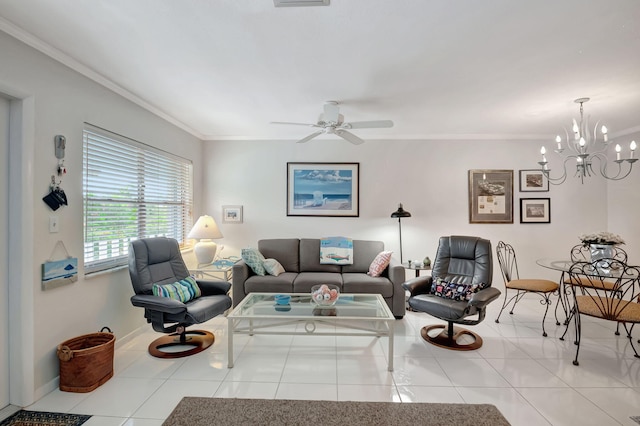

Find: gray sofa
232;238;406;318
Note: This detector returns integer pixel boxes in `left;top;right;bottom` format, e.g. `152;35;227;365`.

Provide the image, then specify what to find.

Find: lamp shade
188;215;223;240
188;215;223;264
390;203;411;218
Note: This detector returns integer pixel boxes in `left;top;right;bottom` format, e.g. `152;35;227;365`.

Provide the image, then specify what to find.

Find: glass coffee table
227;292;395;371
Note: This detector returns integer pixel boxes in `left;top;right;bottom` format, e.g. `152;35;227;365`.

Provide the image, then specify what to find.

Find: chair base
421;324;483;351
148;330;214;359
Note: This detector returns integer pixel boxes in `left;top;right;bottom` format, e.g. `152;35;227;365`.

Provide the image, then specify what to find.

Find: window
83;124;193;274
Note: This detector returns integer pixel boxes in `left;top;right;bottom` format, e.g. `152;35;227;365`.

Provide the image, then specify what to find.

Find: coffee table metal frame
227;292;395;371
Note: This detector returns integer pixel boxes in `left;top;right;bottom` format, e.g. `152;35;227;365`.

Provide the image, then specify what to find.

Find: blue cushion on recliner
152;276;201;303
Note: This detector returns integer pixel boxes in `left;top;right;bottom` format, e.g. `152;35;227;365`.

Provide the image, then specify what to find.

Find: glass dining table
536;257;639;337
536;258;639;279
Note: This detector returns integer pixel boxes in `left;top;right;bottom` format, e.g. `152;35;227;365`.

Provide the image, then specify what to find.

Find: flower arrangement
579;231;625;246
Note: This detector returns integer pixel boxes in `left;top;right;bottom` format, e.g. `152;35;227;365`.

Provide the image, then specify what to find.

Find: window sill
84;264;128;279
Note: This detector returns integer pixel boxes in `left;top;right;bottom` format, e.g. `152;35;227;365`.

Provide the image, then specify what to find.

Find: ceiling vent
274;0;329;7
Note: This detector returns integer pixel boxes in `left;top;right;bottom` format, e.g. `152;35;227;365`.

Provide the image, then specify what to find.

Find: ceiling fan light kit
271;101;393;145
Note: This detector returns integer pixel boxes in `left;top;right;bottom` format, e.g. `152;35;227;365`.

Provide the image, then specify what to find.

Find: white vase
589;243;614;274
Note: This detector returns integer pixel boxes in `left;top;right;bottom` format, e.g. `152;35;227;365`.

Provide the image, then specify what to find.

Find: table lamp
390;203;411;263
188;215;223;264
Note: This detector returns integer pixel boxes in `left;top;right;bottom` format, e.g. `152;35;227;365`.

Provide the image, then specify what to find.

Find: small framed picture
519;169;549;192
520;198;550;224
222;205;243;223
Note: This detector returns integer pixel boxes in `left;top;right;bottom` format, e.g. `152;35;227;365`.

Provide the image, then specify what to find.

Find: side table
402;263;432;277
190;258;238;282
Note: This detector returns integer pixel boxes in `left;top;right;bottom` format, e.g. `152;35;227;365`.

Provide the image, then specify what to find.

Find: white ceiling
1;0;639;142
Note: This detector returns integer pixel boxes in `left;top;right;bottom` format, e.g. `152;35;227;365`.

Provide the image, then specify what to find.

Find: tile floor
1;297;640;426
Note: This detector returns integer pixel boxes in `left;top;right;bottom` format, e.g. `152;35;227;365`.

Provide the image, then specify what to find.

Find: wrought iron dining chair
566;259;640;365
495;241;559;337
555;244;628;335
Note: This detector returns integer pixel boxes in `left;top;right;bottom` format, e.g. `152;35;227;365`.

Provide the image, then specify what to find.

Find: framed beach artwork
41;257;78;290
519;169;549;192
468;169;514;224
222;205;243;223
287;162;359;217
520;198;551;223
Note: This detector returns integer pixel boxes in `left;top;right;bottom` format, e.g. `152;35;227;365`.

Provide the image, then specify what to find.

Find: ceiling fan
271;101;394;145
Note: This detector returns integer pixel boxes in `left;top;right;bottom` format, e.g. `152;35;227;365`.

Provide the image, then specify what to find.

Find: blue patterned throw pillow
431;277;482;301
241;247;266;276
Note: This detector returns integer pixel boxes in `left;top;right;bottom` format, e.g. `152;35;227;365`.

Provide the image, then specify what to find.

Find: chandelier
538;98;637;184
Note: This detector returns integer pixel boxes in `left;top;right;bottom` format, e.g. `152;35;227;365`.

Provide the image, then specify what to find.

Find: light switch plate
49;216;59;233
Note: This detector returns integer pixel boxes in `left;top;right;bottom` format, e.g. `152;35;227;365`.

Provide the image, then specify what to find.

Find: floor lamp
390;203;411;264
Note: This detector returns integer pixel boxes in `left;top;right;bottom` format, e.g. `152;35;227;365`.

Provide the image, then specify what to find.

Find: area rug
0;410;91;426
163;397;510;426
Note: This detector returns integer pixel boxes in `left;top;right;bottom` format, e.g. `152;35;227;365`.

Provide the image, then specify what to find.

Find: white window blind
83;124;193;274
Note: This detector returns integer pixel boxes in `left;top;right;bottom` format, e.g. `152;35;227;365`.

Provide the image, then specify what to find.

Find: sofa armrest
232;260;252;307
402;276;433;296
386;261;407;317
387;261;406;286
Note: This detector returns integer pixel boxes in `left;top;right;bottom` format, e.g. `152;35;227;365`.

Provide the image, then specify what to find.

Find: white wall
203;137;638;285
607;130;640;262
0;31;205;399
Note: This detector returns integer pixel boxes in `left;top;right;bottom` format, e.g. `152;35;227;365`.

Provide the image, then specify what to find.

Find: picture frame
468;169;514;224
287;162;359;217
520;198;551;223
42;257;78;290
519;169;549;192
222;205;243;223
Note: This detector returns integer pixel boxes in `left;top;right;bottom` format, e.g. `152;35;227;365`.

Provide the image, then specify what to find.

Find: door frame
2;86;35;407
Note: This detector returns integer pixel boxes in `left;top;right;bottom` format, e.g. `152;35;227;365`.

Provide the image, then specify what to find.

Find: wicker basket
57;327;115;393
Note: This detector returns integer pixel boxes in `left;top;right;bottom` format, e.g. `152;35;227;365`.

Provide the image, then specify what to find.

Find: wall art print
287;162;359;217
468;169;514;224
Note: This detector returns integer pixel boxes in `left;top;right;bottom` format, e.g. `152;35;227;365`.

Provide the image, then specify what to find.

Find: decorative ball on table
311;284;340;306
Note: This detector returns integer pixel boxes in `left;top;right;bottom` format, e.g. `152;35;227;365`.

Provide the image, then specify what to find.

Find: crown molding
0;17;204;140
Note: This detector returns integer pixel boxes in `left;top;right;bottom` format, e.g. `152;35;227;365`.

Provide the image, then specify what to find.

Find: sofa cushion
293;272;343;293
244;273;297;295
300;239;342;273
341;240;385;273
431;277;481;301
342;273;394;298
241;248;266;276
368;251;393;277
258;239;300;273
263;258;286;276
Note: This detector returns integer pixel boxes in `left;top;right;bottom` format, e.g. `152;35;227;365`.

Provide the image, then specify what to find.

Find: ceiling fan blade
297;130;324;144
271;121;321;127
323;102;340;123
335;129;365;145
344;120;394;129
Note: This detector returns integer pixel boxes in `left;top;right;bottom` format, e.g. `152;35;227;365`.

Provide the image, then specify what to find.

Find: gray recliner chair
403;235;501;350
129;237;232;358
